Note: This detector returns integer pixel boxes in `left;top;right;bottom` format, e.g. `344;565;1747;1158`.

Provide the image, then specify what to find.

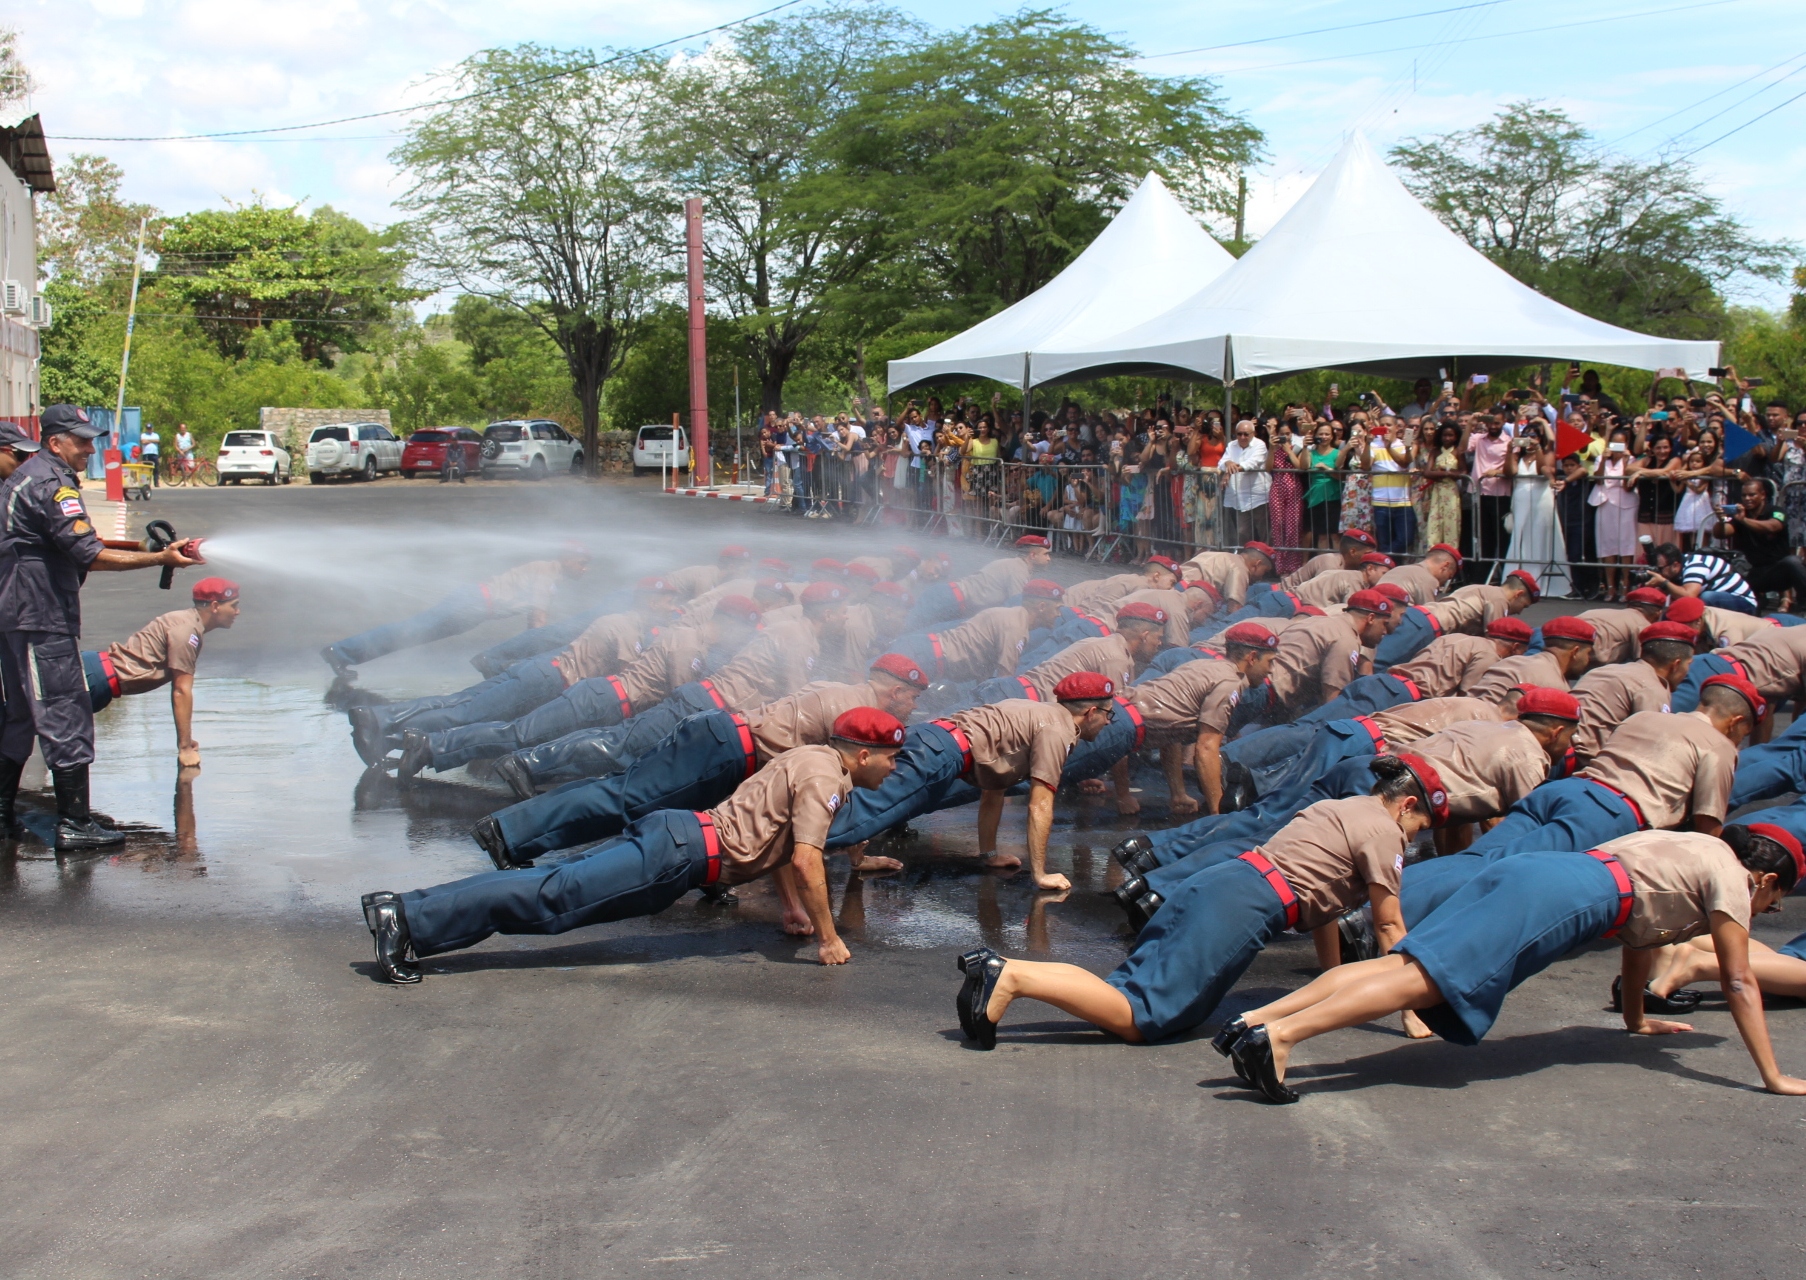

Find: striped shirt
1678;554;1756;608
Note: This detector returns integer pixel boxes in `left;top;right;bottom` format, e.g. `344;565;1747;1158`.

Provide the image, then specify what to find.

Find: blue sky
10;0;1806;307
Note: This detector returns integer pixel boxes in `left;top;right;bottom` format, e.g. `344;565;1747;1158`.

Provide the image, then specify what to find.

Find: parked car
632;424;689;475
306;422;404;483
480;419;582;480
401;427;485;478
216;430;291;485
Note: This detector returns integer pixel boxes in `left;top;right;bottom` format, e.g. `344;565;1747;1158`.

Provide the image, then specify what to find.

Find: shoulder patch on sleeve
53;487;80;502
187;633;201;649
827;792;840;810
71;520;91;535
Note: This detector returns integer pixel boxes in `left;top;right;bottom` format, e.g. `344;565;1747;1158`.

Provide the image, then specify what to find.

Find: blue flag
1722;421;1760;463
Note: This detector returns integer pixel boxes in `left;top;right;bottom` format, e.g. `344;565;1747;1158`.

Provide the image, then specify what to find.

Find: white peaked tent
1031;132;1719;386
886;171;1237;393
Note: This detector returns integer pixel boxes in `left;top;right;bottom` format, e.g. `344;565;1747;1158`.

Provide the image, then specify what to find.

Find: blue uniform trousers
967;674;1043;707
81;649;114;714
329;585;491;667
903;581;966;632
825;723;973;847
888;632;942;679
1223;716;1386;820
1372;607;1439;670
470;607;608;677
1;632;94;770
495;710;755;861
1702;590;1756;615
1192;585;1300;643
400;810;714;956
421;670;642;770
1728;716;1806;808
1295;673;1421;727
1106;855;1292;1040
509;682;729;786
1139;643;1215;682
1218;722;1316;792
1670;652;1743;713
370;656;567;745
1772;613;1806;627
1019;608;1112;670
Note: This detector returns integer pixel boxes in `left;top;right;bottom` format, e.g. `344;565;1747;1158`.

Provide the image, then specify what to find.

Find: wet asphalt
3;475;1804;1279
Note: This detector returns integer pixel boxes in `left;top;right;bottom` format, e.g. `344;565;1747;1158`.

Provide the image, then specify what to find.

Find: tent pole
1022;353;1032;426
1222;337;1235;423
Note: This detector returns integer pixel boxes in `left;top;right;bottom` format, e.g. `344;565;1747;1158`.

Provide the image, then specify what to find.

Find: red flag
1555;421;1592;459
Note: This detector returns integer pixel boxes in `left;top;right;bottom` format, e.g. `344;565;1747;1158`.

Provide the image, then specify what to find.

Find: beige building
0;114;53;433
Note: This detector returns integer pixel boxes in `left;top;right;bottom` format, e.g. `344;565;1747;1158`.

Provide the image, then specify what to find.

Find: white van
632;425;689;475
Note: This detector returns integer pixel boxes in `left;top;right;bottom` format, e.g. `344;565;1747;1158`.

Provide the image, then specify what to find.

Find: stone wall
260;407;392;461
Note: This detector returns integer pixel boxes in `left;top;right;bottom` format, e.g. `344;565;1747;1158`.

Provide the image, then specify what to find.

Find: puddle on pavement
0;676;1163;970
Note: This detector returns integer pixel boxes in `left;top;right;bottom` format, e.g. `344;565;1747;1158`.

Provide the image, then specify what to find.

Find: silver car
480;419;583;480
306;422;403;483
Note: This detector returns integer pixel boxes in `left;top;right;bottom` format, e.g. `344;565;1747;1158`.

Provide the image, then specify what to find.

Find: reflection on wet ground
0;676;1165;972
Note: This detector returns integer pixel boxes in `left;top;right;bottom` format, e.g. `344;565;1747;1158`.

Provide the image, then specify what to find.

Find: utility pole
1233;173;1247;252
113;216;148;435
684;197;711;486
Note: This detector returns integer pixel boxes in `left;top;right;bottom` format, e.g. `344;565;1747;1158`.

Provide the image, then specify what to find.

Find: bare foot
1116;795;1141;816
1035;872;1071;891
782;909;815;936
852;854;904;872
1169;795;1200;816
1402;1009;1434;1039
1077;778;1107;795
983;851;1022;870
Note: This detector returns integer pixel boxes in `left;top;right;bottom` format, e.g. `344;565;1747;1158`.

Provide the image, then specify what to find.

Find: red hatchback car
401;427;485;477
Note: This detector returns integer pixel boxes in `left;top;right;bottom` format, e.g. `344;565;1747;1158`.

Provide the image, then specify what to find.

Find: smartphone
1649;410;1669;421
1471;374;1490;386
1709;367;1730;378
1328;383;1339;396
1608;442;1628;453
1442;380;1454;395
1747;377;1767;388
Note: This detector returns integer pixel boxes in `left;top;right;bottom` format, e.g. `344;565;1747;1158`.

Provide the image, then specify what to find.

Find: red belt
928;632;946;678
1116;695;1145;749
1015;676;1042;701
1351;714;1388;754
605;674;633;719
1238;849;1301;930
699;678;728;710
729;712;758;779
948;582;967;611
1387;674;1422;701
1081;613;1110;637
930;718;974;773
478;582;495;614
1281;591;1302;611
1584;848;1635;937
1417;606;1443;636
96;650;121;698
694;811;722;885
1192;645;1224;659
1584;778;1647;829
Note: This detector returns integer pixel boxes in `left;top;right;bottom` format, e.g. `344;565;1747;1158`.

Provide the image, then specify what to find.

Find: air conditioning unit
30;295;51;328
0;281;24;314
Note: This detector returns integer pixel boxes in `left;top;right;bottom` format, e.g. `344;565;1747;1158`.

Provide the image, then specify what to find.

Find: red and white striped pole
684;197;711;487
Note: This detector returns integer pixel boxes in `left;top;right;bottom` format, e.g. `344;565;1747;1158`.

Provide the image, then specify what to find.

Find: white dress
1504;457;1572;597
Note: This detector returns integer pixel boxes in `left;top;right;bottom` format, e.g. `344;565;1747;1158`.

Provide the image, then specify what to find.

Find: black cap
0;422;41;454
41;405;106;440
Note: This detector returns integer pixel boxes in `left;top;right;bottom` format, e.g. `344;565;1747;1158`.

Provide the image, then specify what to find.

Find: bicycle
167;455;218;487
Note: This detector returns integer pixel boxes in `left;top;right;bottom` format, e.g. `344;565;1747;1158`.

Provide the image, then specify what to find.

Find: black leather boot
53;765;125;853
0;756;24;838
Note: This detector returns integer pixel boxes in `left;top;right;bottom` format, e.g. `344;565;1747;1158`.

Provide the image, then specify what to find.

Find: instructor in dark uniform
0;405;204;851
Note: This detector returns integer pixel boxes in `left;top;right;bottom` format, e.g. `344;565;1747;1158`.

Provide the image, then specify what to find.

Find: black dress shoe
1609;974;1703;1014
1112;835;1159;878
1231;1026;1298;1104
397;731;434;780
1211;1014;1248;1058
955;947;1006;1049
1337;906;1377;965
472;815;530;870
1111;874;1150;916
1123;888;1164;932
349;706;384;766
321;645;353;677
1219;760;1257;813
367;894;421;984
493;754;536;801
697;883;739;905
55;816;125;853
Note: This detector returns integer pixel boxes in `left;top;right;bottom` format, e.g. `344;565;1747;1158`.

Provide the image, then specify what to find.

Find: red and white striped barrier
664;486;781;504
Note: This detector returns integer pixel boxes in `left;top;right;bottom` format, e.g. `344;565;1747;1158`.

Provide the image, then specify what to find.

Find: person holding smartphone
1720;476;1806;612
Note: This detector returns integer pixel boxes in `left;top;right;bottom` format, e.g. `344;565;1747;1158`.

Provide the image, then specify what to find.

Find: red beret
1361;552;1395;568
1341;529;1378;547
1506;569;1541;601
1701;673;1767;720
800;582;847;608
637;576;675;593
1222;622;1279;649
1639;621;1698;646
1743;823;1806;886
811;558;847;578
1348;589;1393;616
759;556;792;575
1516;687;1581;721
832;706;907;748
1015;534;1050;549
1054;671;1115;702
1116;601;1168;626
1665;597;1705;624
1021;578;1064;601
869;652;930;690
1145;554;1179;573
1186;578;1221;603
1295;604;1328;616
1624;587;1668;607
191;577;239;604
868;581;913;604
1372;582;1410;604
713;595;762;623
891;545;922;566
1541;616;1596;642
718;545;751;560
845;562;879;582
1393;752;1452;827
1243;541;1277;564
1486;617;1534;643
752;579;791;604
1428;543;1462;564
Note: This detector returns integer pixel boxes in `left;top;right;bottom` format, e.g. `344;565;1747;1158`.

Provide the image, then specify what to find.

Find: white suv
306;422;403;483
217;430;292;485
481;419;583;480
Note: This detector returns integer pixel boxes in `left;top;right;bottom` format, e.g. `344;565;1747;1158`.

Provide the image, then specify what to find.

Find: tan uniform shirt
705;618;820;711
1702;605;1780;648
1131;659;1244;740
1596;829;1752;949
616;626;712;711
1257;795;1406;933
849;555;894;580
817;603;877;684
1267;613;1364;712
484;561;562;616
1571;661;1673;766
664;564;722;601
1022;633;1136;701
677;576;756;627
1064;573;1146;616
1580;710;1738;829
1717;625;1806;702
1575;607;1651;666
947;699;1078;791
1414;720;1550;821
1421;584;1508;634
708;744;851;885
743;682;875;766
1378;563;1442;606
955;557;1032;611
1293;569;1366;609
555;611;651;684
105;608;205;695
1470;650;1569;704
931;606;1033;681
1387;633;1503;698
1367;696;1502;747
1104;588;1192;647
1180;551;1251;611
1278;552;1344;591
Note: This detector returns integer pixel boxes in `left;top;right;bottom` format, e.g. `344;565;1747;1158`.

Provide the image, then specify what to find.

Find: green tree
359;324;484;434
650;3;922;413
394;45;669;476
1391;103;1793;338
0;27;32;109
37;153;160;289
155;202;418;364
833;9;1260;327
36;278;115;405
447;295;578;422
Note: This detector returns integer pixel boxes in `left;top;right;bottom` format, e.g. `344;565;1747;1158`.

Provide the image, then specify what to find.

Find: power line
45;0;809;143
1677;84;1806;159
1635;59;1806;157
1602;49;1806;148
1138;0;1518;61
